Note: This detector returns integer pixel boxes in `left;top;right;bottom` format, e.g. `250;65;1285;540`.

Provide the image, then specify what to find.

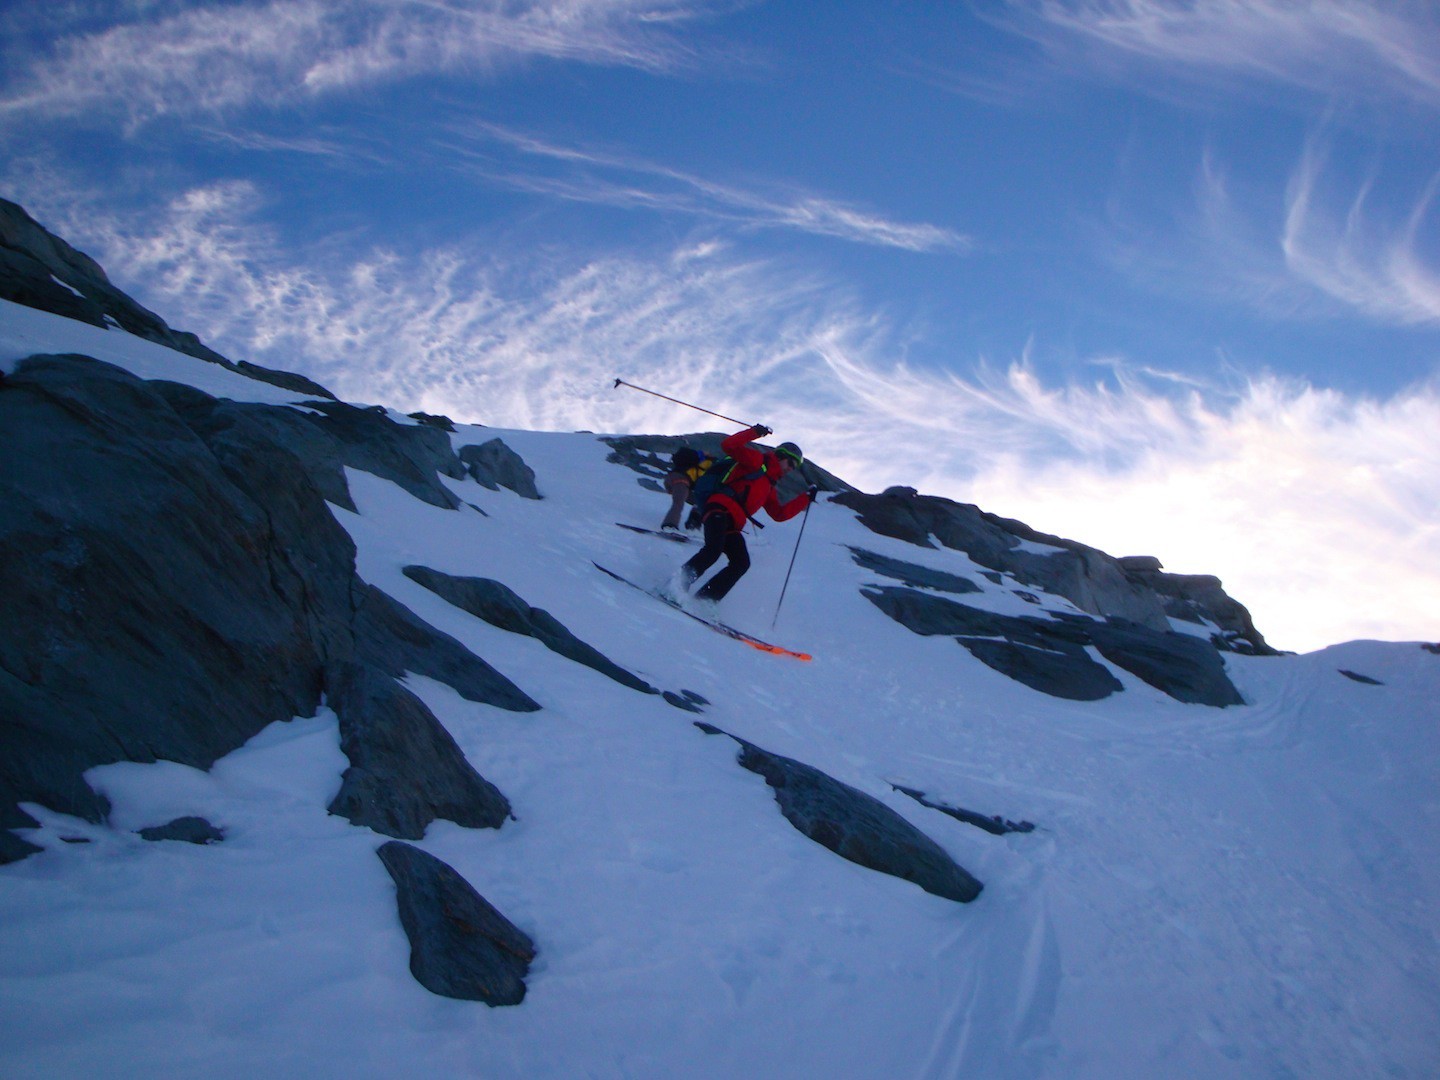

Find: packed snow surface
2;300;1438;1078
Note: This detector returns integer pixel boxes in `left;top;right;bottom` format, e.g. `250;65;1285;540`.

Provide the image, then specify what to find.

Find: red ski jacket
705;425;811;532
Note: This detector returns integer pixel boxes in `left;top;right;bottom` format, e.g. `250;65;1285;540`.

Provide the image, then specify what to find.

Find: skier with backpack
679;424;818;603
660;446;713;532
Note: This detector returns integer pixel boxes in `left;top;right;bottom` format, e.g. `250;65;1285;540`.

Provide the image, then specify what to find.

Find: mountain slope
1;233;1438;1075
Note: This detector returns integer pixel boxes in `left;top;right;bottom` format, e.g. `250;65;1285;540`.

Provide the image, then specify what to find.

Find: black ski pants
682;509;750;601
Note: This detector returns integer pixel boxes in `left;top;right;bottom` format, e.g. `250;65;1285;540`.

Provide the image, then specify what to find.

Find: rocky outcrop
0;353;531;864
459;439;542;499
0;198;335;400
377;841;536;1005
891;786;1035;836
1117;556;1277;655
353;585;539;712
0;355;337;862
863;585;1244;707
137;816;225;844
848;547;983;595
403;566;657;695
326;662;513;839
835;487;1172;630
696;724;983;903
158;387;468;512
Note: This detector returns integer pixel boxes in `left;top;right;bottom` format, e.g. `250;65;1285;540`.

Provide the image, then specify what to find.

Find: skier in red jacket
680;424;818;602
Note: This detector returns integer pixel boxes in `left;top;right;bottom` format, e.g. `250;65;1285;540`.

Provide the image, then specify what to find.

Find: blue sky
3;0;1437;651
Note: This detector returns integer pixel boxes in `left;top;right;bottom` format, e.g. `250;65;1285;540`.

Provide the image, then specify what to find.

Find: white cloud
1283;141;1440;326
443;123;971;253
0;0;718;125
1093;140;1440;329
30;183;1440;653
1007;0;1440;108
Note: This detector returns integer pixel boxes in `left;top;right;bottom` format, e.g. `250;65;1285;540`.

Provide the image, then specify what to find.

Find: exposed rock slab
1118;557;1277;655
848;547;982;595
159;387;467;512
0;198;334;399
1;356;334;858
892;785;1035;836
697;724;982;903
1;353;531;863
354;585;540;713
459;439;542;499
377;840;536;1005
862;586;1244;707
403;566;657;694
137;816;225;844
835;488;1172;630
326;662;511;839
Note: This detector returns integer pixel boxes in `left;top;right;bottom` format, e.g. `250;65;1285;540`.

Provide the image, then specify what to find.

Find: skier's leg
694;532;750;601
681;509;728;587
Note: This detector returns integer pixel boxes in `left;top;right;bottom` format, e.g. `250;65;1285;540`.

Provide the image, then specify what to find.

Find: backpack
688;454;769;523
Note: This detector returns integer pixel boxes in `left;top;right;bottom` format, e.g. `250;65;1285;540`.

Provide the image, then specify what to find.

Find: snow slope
2;300;1438;1078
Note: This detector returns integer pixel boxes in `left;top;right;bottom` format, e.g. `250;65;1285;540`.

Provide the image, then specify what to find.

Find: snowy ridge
1;300;1438;1078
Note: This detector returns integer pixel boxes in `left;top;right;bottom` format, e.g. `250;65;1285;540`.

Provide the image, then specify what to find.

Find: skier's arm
763;489;812;522
721;424;770;458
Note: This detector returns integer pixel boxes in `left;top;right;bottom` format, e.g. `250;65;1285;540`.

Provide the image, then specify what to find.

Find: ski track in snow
2;304;1438;1078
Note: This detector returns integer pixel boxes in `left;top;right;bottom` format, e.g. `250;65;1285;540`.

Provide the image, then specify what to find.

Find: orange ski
593;563;812;662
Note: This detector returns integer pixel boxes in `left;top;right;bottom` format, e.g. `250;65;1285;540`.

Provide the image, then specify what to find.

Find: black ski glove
806;484;820;503
751;423;773;437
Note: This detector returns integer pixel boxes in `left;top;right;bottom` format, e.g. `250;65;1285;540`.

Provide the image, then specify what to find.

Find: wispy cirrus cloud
440;123;971;253
29;180;1435;652
1282;140;1440;325
1004;0;1440;107
0;0;724;125
1092;140;1440;328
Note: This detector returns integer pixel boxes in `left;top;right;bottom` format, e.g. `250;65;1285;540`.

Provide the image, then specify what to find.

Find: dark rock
376;841;535;1005
0;827;43;863
847;547;981;594
138;816;225;844
0;199;339;400
0;356;333;859
299;399;466;509
156;388;466;512
326;663;511;838
402;566;656;695
1422;643;1440;655
834;488;1177;631
0;353;532;864
697;725;982;903
861;586;1244;707
353;586;541;713
1088;620;1245;706
1338;669;1383;686
407;412;457;432
1118;555;1164;573
1118;562;1276;655
233;361;337;400
860;585;1123;700
661;691;705;713
891;785;1035;835
458;439;541;499
960;637;1124;701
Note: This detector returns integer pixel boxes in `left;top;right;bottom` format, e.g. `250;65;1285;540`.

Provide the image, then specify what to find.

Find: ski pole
612;378;753;427
772;496;814;629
